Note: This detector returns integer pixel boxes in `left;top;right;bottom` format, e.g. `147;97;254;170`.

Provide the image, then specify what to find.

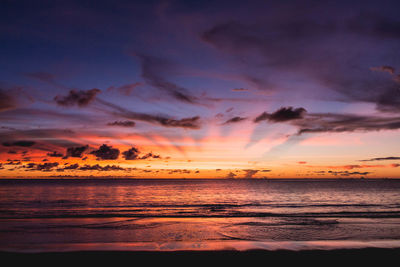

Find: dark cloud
226;172;237;179
202;11;400;113
107;120;136;127
97;99;201;129
4;160;21;165
122;147;140;160
243;169;259;178
329;164;381;170
328;170;371;177
158;116;201;129
78;164;125;171
63;163;79;170
47;151;64;157
139;152;161;160
253;112;269;123
122;147;161;160
23;162;59;172
295;113;400;135
252;106;400;137
360;156;400;162
53;163;130;172
0;89;16;112
255;107;307;123
224;116;247;124
90;144;120;160
54;88;101;107
167;169;191;174
136;54;199;104
0;128;84;155
66;145;88;158
269;107;307;122
2;140;35;147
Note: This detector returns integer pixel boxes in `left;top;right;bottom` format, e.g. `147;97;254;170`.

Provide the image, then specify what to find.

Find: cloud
295;113;400;135
122;147;161;160
201;13;400;113
243;169;259;178
107;120;136;127
328;170;372;176
66;145;88;158
309;163;400;172
23;162;59;172
47;151;64;157
370;66;396;75
90;144;120;160
136;54;199;104
78;164;125;171
2;140;36;147
139;152;161;160
158;116;201;129
226;172;237;178
63;163;79;170
0;128;88;156
224;116;247;124
97;99;201;129
255;107;307;123
253;112;269;123
251;107;400;138
232;88;249;92
54;88;101;107
122;147;140;160
327;164;386;170
201;19;336;69
167;169;191;174
107;82;142;96
360;156;400;162
0;89;16;112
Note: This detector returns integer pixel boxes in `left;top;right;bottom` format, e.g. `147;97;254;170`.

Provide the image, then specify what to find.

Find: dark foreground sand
1;248;399;264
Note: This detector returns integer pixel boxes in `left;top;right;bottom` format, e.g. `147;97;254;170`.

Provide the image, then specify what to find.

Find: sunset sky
1;0;400;178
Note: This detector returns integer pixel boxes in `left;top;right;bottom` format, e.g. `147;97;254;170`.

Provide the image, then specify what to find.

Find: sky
1;0;400;178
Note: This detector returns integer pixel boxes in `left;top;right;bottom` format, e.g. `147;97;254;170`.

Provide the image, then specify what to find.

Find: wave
234;218;340;227
94;203;400;213
1;209;400;219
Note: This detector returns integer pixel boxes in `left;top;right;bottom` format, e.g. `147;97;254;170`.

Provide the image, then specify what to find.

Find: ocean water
1;179;400;252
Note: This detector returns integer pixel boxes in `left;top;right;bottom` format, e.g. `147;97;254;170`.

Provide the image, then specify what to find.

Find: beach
2;248;400;264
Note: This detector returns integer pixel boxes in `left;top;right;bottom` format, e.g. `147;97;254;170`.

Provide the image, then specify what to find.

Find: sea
1;178;400;252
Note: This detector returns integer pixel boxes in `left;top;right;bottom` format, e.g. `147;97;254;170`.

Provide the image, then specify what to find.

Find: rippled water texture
1;179;400;252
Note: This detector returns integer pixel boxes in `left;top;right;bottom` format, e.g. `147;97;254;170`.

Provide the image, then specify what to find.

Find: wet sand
1;248;399;264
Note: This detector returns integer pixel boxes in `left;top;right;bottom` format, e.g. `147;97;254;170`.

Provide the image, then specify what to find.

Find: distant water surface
1;179;400;252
